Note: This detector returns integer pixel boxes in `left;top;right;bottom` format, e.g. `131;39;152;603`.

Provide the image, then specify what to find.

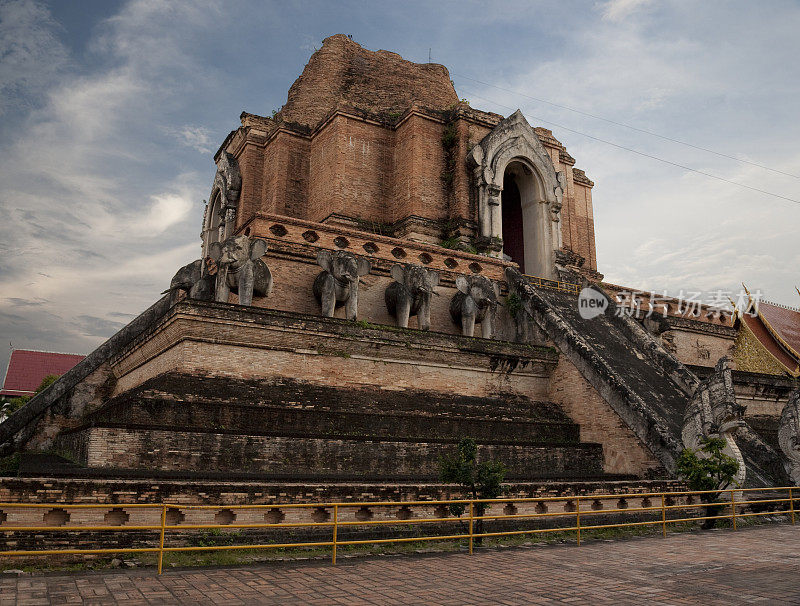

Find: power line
459;88;800;206
452;73;800;180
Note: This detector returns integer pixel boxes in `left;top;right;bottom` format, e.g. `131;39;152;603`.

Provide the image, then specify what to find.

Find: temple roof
277;34;459;128
735;294;800;377
759;300;800;359
739;313;800;375
1;349;84;398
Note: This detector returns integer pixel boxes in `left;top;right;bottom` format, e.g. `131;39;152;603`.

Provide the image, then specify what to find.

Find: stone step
123;373;568;422
84;398;582;444
58;427;605;480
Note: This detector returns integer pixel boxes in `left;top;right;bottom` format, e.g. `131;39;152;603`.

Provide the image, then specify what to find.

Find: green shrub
439;438;505;544
676;437;739;528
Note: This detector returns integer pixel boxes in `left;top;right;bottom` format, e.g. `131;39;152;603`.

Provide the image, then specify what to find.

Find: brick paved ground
2;524;799;605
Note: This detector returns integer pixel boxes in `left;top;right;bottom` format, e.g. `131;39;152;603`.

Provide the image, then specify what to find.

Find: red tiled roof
0;350;84;398
759;301;800;359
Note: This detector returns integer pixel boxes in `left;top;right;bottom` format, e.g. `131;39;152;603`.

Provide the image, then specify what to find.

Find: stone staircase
511;272;785;486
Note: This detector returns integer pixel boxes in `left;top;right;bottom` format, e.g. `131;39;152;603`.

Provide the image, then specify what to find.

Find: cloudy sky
1;0;798;382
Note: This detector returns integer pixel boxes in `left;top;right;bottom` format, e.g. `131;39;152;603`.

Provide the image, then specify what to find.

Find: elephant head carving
449;274;500;338
312;250;371;320
208;234;272;306
384;263;439;330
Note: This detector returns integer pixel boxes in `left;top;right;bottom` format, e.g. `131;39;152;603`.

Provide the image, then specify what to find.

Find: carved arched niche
468;110;564;279
202;151;242;258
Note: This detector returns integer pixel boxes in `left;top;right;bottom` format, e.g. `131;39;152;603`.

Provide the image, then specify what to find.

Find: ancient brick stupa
0;35;795;509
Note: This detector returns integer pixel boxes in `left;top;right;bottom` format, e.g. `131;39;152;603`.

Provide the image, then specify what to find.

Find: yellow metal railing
0;486;796;574
523;274;581;295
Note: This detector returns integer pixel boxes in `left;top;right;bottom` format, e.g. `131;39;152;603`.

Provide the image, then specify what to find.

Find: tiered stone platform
51;373;604;480
5;298;613;481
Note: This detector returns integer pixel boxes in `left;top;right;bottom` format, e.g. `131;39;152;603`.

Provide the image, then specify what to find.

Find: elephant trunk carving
449;274;500;339
164;258;216;305
312;250;371;320
384;264;439;330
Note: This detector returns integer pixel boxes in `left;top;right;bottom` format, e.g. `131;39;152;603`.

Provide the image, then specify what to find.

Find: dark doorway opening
501;175;525;273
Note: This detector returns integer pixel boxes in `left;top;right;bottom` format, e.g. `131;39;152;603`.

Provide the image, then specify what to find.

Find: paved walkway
2;524;799;605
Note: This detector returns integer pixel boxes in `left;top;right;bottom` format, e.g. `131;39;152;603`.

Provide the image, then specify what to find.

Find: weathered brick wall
667;327;734;368
108;307;555;399
567;174;597;270
77;428;602;479
279;133;311;218
236;132;267;226
258;131;282;217
307;116;343;222
222;34;601;272
338;116;394;223
548;358;662;476
278;35;459;129
85;300;671;478
308;115;395;224
77;383;582;446
392;114;449;223
232;111;599;270
53;371;601;479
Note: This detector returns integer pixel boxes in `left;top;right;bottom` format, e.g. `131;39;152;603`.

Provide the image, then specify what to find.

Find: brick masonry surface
226;34;601;271
1;524;798;605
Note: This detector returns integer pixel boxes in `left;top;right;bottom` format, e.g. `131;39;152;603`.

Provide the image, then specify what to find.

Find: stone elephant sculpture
208;235;273;307
163;258;215;305
312;250;371;320
384;263;439;330
449;274;500;339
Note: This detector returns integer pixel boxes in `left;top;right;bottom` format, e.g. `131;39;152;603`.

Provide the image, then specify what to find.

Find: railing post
661;493;667;538
575;497;581;546
790;488;796;526
730;490;737;531
157;504;166;575
468;501;474;555
332;504;338;565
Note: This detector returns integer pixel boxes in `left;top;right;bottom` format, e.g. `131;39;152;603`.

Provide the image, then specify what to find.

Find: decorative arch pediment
467;110;564;278
469;110;565;205
202;151;242;257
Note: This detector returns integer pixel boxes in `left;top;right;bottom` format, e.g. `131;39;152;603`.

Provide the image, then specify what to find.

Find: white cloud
600;0;653;22
0;0;217;373
132;184;198;236
170;125;214;153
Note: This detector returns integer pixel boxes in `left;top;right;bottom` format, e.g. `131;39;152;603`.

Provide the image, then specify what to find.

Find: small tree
439;438;506;544
676;437;740;529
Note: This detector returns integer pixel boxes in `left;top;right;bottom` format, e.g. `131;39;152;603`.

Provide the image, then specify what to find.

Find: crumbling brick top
276;34;460;128
572;168;594;187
